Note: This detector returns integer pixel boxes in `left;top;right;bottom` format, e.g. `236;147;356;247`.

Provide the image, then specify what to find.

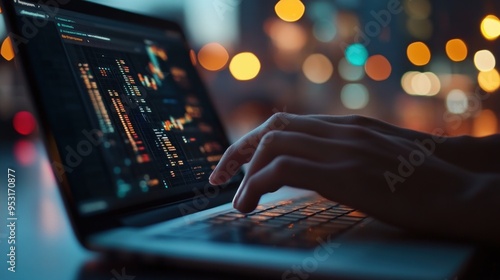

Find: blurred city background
2;0;500;144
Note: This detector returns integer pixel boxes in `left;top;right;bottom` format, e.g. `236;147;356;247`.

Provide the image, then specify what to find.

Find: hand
209;113;500;244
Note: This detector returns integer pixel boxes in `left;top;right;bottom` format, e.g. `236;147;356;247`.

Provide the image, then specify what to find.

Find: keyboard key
224;212;247;218
273;216;301;222
307;216;330;223
314;213;339;220
259;211;285;217
282;213;307;219
248;215;272;222
346;211;367;218
295;210;316;216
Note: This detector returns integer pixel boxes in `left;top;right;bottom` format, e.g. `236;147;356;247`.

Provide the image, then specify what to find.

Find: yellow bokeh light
229;52;261;81
1;36;15;61
478;68;500;93
423;72;441;96
474;50;496;72
275;0;305;23
197;43;229;71
473;109;498;137
445;39;468;62
401;71;420;95
480;15;500;41
365;55;392;81
402;71;440;96
302;53;334;84
407;42;431;66
411;72;431;95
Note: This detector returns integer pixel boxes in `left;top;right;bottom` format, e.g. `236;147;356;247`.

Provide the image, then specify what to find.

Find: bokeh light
445;39;468;62
404;0;431;20
308;1;337;22
402;71;440;96
13;111;37;136
411;73;431;96
407;42;431;66
302;53;334;84
474;50;496;72
406;18;433;40
478;68;500;93
338;58;364;82
13;140;37;166
340;83;369;110
345;43;368;66
446;89;468;114
1;36;15;61
473;109;498;137
275;0;305;23
401;71;420;95
423;72;441;96
336;12;360;39
197;43;229;71
229;52;261;81
480;15;500;41
313;20;337;42
266;19;307;52
365;55;392;81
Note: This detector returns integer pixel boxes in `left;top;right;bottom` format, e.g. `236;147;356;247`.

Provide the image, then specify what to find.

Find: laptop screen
9;1;239;215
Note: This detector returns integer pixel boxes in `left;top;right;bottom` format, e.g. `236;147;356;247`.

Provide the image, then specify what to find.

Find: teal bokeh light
345;43;368;66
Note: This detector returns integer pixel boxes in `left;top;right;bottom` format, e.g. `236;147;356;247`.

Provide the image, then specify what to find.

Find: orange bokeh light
197;43;229;71
1;36;15;61
473;109;498;137
365;55;392;81
407;41;431;66
445;39;468;62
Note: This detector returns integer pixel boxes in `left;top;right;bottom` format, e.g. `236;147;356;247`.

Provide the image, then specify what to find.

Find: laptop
2;0;477;279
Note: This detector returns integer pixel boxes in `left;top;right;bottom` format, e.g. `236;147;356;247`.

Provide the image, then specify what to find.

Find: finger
233;131;336;204
209;113;335;185
233;155;331;213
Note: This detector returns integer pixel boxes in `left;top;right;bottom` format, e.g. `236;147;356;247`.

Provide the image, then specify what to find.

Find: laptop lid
1;0;243;245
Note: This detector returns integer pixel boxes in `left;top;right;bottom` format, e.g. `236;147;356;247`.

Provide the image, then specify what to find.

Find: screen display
10;0;236;215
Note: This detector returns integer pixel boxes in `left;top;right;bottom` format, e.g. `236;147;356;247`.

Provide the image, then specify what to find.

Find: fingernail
232;183;244;209
209;166;219;184
232;195;240;210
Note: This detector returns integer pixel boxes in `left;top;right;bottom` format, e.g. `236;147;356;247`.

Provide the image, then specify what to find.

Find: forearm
433;134;500;173
452;173;500;245
376;171;500;246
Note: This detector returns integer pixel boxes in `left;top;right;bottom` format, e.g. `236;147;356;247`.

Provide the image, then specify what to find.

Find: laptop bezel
1;0;243;247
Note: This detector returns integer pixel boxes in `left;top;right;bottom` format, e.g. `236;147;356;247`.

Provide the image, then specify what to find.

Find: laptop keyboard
154;197;367;249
